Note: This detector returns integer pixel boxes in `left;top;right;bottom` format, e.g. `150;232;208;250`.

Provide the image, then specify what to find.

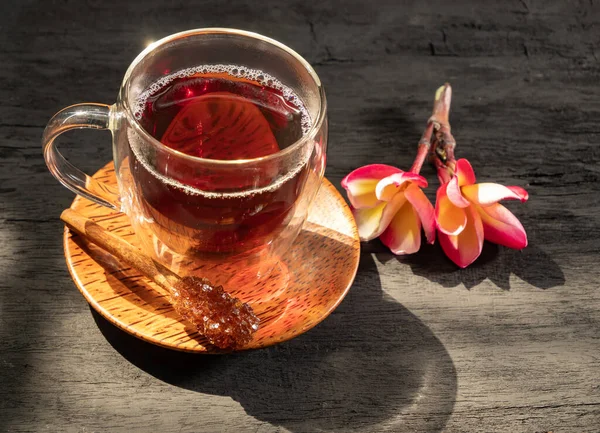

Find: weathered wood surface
1;0;599;431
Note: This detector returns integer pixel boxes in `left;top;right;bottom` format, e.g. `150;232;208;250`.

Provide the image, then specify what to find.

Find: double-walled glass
43;28;327;288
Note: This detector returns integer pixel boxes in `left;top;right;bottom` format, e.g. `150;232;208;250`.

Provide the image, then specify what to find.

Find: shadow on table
377;240;565;291
93;254;457;432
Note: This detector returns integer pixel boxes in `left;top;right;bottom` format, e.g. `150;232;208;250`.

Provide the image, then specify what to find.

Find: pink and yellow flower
341;164;435;255
435;159;529;268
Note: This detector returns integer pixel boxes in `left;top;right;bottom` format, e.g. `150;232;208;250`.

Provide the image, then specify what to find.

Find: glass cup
43;28;327;289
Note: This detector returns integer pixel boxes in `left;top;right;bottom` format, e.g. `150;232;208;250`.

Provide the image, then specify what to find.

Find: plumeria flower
341;164;435;254
435;158;529;268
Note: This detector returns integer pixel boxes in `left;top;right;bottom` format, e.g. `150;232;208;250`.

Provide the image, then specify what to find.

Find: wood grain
61;208;181;289
2;0;600;432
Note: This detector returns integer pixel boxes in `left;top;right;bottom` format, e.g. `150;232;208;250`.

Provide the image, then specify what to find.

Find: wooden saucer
63;162;360;353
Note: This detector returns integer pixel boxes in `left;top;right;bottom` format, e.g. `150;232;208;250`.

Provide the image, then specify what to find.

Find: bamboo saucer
63;162;360;353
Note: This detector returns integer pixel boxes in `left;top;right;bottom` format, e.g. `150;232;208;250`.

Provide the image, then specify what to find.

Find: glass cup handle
42;103;121;210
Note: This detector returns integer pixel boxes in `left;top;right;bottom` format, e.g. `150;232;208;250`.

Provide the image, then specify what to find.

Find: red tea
129;66;312;254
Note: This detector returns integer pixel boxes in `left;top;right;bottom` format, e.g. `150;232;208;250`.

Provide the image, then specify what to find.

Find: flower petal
438;205;484;268
375;172;428;201
353;202;385;241
462;183;529;206
353;192;407;241
380;201;421;255
404;184;436;244
341;164;402;209
435;185;467;236
447;176;471;208
455;158;476;186
476;203;528;249
341;164;403;186
343;179;380;208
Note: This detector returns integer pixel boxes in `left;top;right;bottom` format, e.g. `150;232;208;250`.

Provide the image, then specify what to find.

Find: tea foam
133;64;312;135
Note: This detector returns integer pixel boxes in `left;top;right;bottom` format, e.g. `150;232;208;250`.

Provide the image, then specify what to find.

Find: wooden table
2;1;599;431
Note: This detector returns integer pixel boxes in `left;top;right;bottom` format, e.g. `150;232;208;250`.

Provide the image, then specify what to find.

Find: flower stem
409;122;434;174
426;83;457;183
410;83;459;184
434;155;453;184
